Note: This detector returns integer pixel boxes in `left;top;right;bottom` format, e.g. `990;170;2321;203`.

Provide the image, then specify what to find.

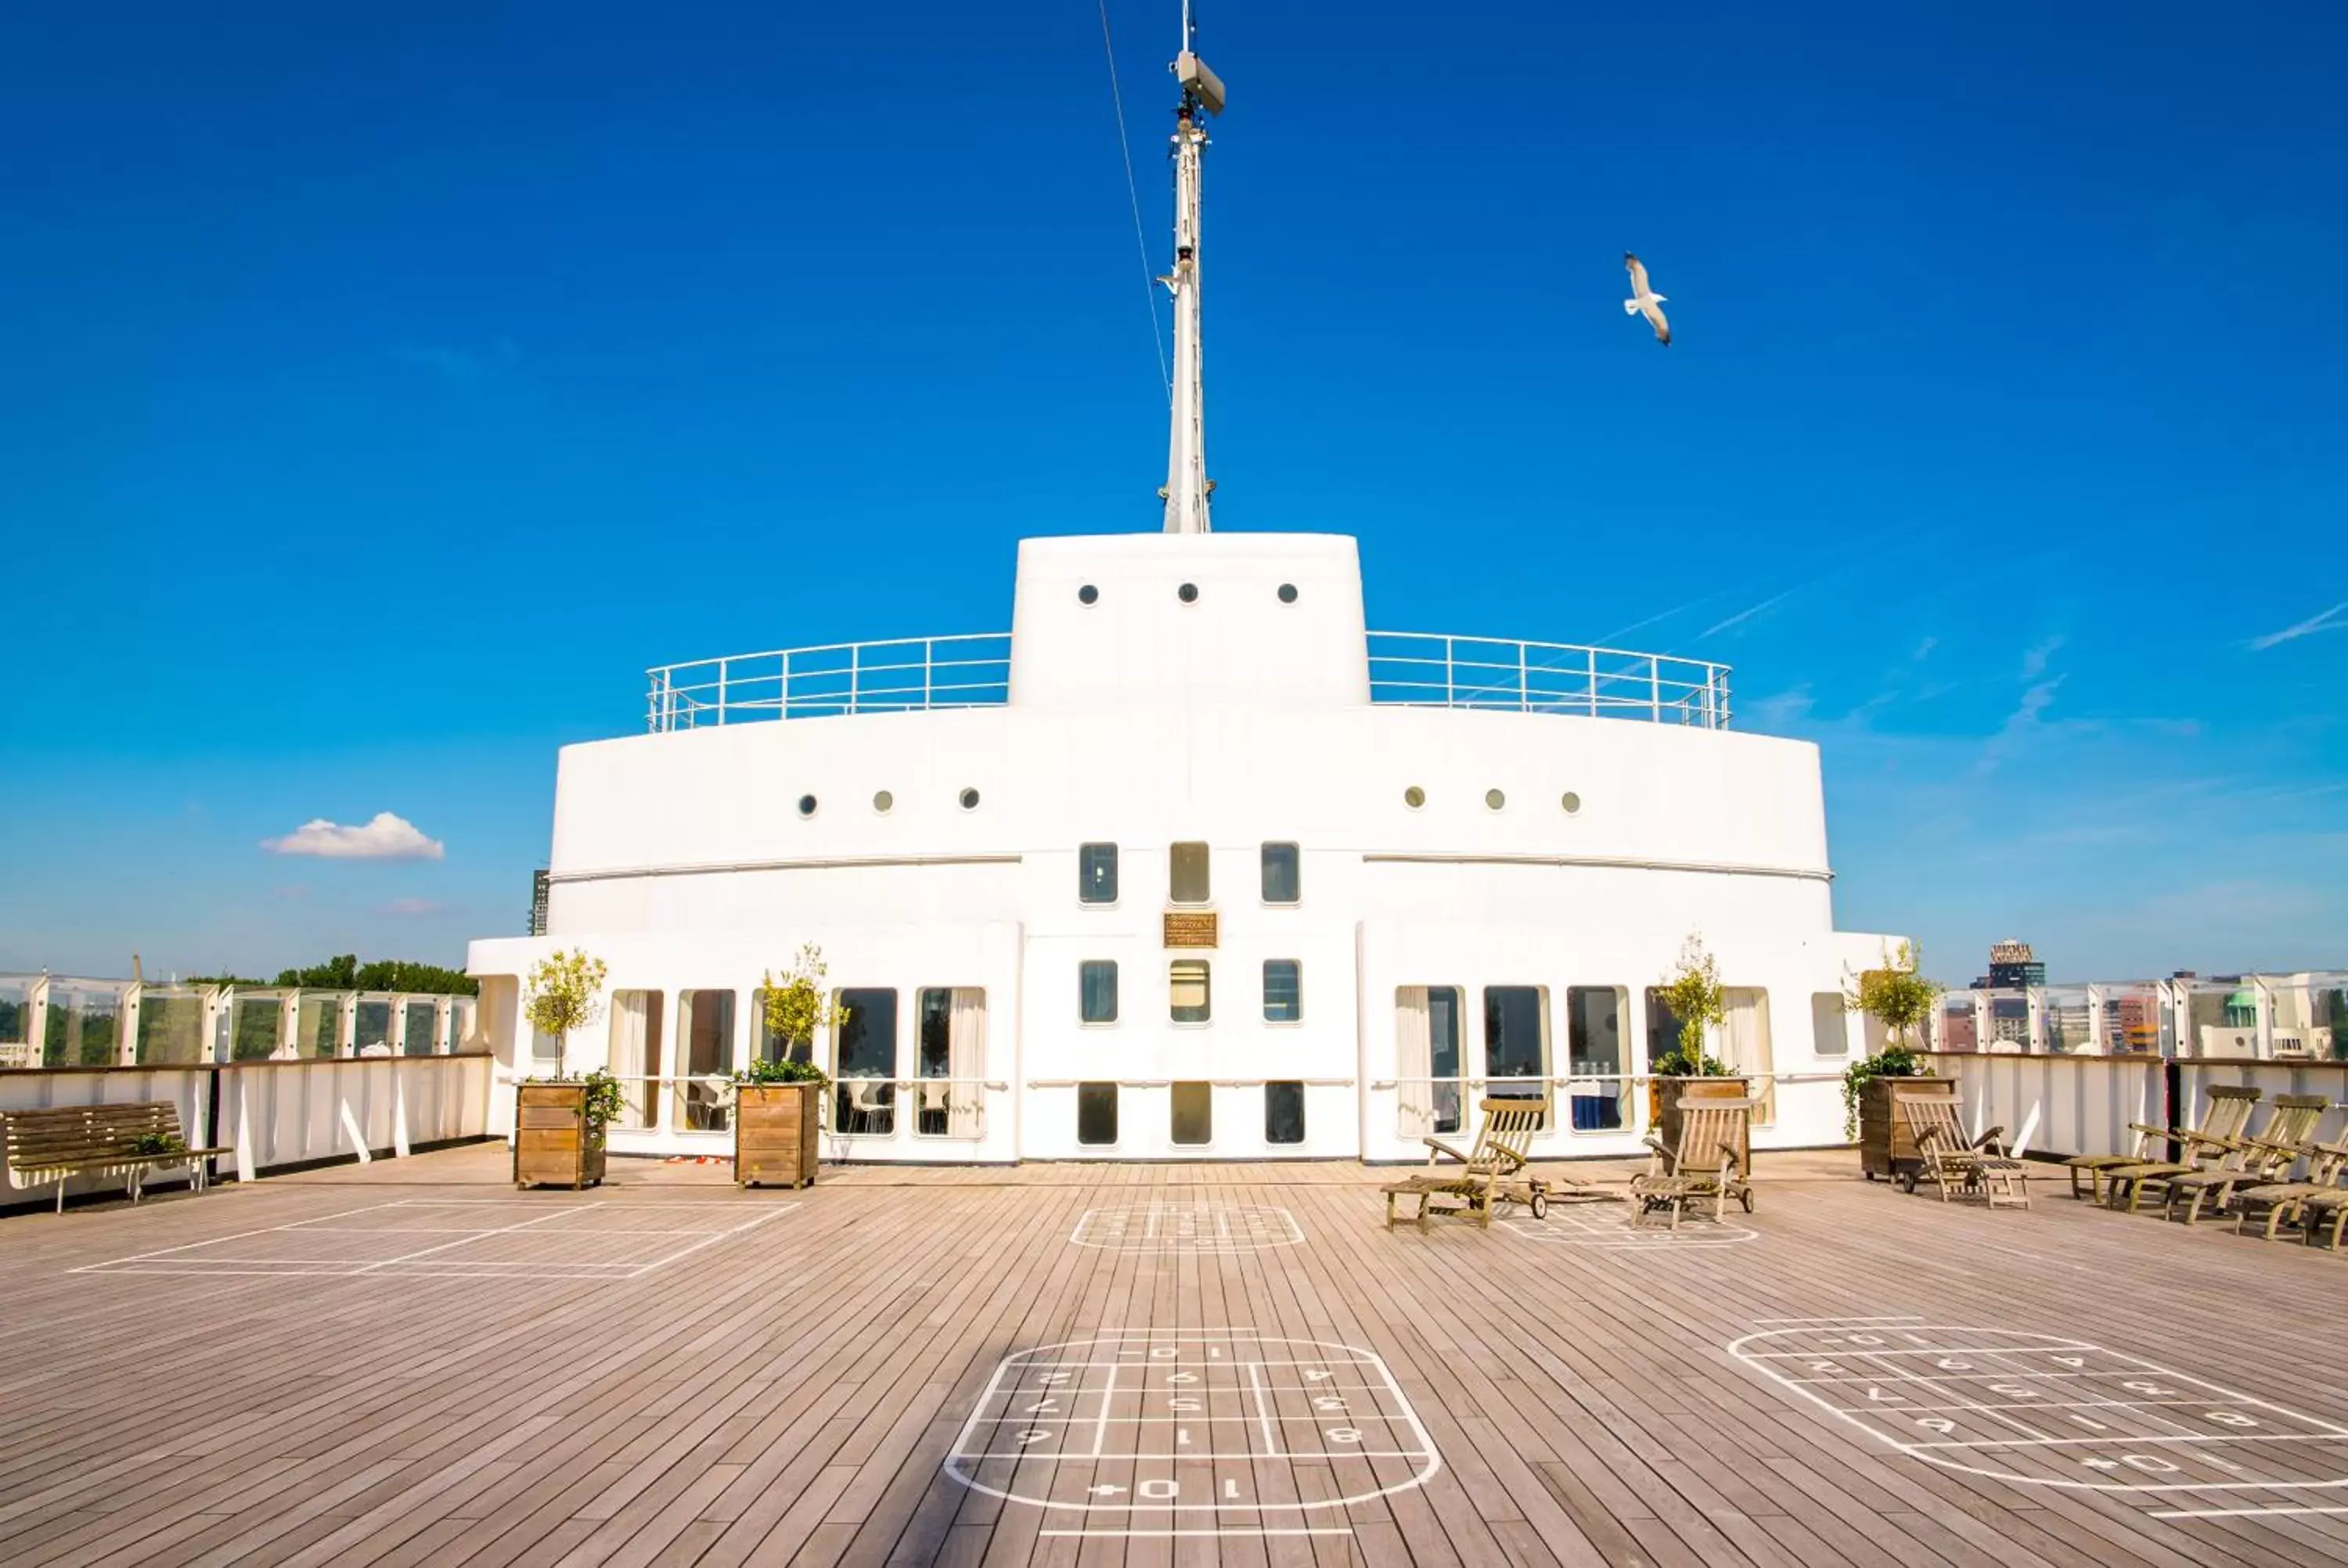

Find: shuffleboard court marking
70;1199;796;1279
942;1329;1439;1538
1731;1317;2348;1504
1502;1206;1757;1249
1068;1203;1302;1253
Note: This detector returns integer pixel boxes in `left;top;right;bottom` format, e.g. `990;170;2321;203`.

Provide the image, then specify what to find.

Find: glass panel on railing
2098;984;2164;1055
448;997;477;1053
355;997;394;1057
2040;987;2091;1055
0;976;31;1061
1936;994;1979;1052
296;992;345;1058
2258;973;2348;1062
135;987;207;1066
402;999;438;1056
2183;979;2260;1059
230;993;287;1060
44;982;125;1067
1982;991;2029;1052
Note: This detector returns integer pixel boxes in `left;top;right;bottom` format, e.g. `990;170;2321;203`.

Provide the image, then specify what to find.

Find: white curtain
1395;987;1432;1136
610;992;659;1129
949;987;986;1138
1722;988;1776;1126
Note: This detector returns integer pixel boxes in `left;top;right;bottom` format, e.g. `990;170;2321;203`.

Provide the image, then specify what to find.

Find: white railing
1365;633;1731;728
644;631;1733;731
646;635;1014;731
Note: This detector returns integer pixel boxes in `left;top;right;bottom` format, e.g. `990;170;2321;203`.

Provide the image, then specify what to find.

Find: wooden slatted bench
3;1102;230;1214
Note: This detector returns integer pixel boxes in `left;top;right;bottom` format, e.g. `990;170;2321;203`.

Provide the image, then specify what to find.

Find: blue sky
2;2;2342;985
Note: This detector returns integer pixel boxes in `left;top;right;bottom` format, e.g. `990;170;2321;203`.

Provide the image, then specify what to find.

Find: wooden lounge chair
1383;1097;1550;1229
2096;1087;2263;1212
1630;1095;1755;1229
2155;1095;2329;1225
2232;1138;2348;1242
2063;1084;2259;1202
1893;1086;2029;1209
2294;1172;2348;1252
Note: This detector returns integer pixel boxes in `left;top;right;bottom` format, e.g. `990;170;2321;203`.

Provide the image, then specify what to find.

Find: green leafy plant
577;1068;625;1133
524;948;608;1077
758;943;847;1068
128;1131;187;1156
739;1056;831;1088
1841;1045;1922;1140
1655;934;1730;1074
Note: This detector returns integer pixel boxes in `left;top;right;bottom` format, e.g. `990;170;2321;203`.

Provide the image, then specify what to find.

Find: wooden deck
4;1145;2348;1566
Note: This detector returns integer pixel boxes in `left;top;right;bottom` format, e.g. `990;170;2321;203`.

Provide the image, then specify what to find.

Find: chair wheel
1740;1192;1756;1214
1899;1171;1918;1195
1530;1191;1548;1220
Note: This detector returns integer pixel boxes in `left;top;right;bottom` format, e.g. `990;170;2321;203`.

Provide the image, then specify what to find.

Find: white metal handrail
643;630;1732;731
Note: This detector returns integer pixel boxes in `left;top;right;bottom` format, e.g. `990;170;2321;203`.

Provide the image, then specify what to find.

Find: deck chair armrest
1421;1137;1474;1167
2125;1121;2184;1141
1914;1124;1954;1150
1969;1125;2008;1150
1640;1133;1669;1160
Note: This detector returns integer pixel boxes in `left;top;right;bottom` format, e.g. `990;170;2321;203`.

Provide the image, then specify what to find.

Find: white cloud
377;897;447;917
2248;601;2348;652
261;812;445;861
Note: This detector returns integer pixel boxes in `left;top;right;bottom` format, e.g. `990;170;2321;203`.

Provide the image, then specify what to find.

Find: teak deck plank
7;1147;2348;1566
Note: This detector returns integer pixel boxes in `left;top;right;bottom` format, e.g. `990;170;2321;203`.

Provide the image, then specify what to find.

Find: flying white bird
1623;253;1671;347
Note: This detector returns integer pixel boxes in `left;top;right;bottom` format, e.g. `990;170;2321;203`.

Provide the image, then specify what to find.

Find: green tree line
185;955;478;995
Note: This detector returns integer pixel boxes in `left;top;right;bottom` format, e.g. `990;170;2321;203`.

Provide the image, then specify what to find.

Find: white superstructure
466;20;1903;1163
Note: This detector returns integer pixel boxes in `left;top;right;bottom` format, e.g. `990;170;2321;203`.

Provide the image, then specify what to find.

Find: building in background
1974;939;2046;990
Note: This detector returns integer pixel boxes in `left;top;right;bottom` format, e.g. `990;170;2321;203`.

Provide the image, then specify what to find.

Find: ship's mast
1159;2;1223;534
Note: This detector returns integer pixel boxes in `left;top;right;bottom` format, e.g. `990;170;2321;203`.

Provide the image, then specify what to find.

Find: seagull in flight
1623;253;1670;347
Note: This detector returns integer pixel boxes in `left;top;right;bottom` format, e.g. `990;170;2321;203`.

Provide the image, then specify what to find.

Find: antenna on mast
1157;2;1223;532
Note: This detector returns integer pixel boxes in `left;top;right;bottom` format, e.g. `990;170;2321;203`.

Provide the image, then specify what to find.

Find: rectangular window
607;991;664;1130
752;987;813;1066
1395;986;1464;1136
1078;1082;1118;1145
1483;985;1550;1120
1262;960;1302;1023
1722;987;1775;1126
1644;987;1685;1067
833;987;898;1135
1266;1081;1305;1145
1080;961;1119;1024
1811;991;1850;1058
914;987;986;1137
1079;843;1119;904
1170;960;1212;1024
1172;1081;1212;1145
676;990;737;1131
1566;985;1626;1131
1259;842;1300;904
1169;841;1211;904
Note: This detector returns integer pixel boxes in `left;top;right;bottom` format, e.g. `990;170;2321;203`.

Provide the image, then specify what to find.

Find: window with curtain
1080;961;1119;1024
1169;842;1211;904
1721;987;1775;1126
1259;842;1299;904
607;991;664;1129
1079;843;1119;904
1077;1082;1118;1145
1811;991;1850;1058
915;987;987;1137
1266;1081;1305;1145
1172;1081;1212;1145
1395;986;1464;1137
1262;960;1302;1023
1170;960;1212;1024
676;990;736;1131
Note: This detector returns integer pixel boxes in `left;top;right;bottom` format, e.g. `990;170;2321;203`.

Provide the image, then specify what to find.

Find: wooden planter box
735;1082;821;1189
1857;1074;1956;1182
514;1082;607;1190
1651;1076;1752;1173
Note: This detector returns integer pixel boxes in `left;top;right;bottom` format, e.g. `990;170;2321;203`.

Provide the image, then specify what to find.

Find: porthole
1561;791;1582;815
1177;582;1199;604
1078;584;1099;606
959;787;981;811
1485;789;1506;811
796;794;818;818
872;790;894;814
1277;583;1298;604
1403;786;1426;810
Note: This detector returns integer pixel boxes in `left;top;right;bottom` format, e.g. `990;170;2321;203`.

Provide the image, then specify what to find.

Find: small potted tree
1651;935;1747;1164
735;944;842;1188
1842;941;1948;1181
515;949;614;1189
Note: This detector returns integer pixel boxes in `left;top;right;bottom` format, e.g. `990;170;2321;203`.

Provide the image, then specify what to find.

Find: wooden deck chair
1382;1097;1547;1230
1629;1095;1756;1230
2155;1095;2329;1225
2064;1084;2259;1202
2232;1138;2348;1242
2096;1087;2263;1211
2293;1171;2348;1252
1893;1086;2029;1209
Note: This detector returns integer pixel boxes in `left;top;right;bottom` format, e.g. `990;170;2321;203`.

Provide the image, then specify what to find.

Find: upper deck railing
645;631;1731;732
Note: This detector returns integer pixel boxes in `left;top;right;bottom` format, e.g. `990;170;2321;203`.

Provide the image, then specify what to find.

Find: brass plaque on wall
1163;911;1219;948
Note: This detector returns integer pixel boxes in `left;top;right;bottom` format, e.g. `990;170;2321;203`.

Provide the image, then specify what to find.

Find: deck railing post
1518;642;1529;712
1649;658;1662;722
1587;646;1597;717
717;659;729;726
849;642;860;716
925;639;934;710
